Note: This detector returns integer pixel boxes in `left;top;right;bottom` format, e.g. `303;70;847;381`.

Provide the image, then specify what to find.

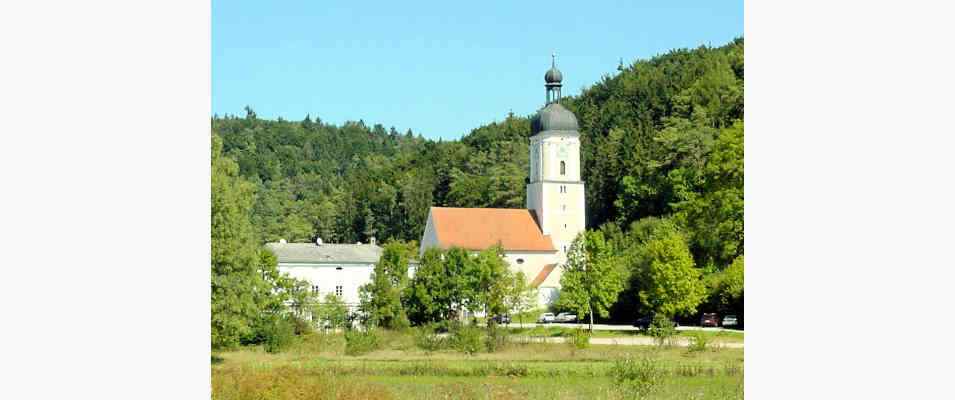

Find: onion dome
531;102;579;134
545;66;563;84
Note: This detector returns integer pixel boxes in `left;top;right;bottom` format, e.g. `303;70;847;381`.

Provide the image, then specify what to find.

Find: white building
420;58;586;307
266;239;383;310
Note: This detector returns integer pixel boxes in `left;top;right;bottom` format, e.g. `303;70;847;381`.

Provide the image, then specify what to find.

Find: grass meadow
212;329;743;400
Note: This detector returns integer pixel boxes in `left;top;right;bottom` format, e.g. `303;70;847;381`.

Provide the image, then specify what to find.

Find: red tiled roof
429;207;555;252
530;264;558;287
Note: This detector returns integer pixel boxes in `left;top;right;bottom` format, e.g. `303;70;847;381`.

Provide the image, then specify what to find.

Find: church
419;58;586;307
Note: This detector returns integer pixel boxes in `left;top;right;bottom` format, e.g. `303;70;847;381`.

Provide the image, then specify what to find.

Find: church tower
527;55;586;263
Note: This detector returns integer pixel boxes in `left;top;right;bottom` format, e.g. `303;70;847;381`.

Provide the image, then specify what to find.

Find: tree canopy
556;231;626;331
358;240;417;329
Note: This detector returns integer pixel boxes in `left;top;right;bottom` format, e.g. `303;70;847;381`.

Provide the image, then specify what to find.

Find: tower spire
544;53;563;104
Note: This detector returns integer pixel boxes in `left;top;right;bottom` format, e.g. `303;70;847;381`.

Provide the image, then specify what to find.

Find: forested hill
213;37;743;270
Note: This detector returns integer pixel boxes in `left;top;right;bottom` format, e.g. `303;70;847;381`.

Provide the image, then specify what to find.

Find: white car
722;315;738;327
555;312;577;323
537;312;556;323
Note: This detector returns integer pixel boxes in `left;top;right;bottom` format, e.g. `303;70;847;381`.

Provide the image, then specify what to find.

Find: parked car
700;313;719;327
490;314;511;324
721;315;738;327
633;315;678;330
537;312;556;324
555;312;577;323
633;316;653;330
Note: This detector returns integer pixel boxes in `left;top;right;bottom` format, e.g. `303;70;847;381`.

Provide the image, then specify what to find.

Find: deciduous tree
557;231;626;331
212;135;278;349
505;271;537;328
358;240;416;329
623;219;707;318
314;293;350;330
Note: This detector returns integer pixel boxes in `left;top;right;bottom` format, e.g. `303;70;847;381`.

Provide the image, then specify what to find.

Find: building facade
266;239;383;310
420;57;585;307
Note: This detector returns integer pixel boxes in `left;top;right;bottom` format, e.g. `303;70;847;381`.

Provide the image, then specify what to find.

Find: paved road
492;322;744;348
500;322;742;333
511;335;743;349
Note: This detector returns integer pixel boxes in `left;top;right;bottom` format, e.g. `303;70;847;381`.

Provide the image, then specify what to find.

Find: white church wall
418;211;440;256
278;263;374;309
501;250;562;309
501;250;557;283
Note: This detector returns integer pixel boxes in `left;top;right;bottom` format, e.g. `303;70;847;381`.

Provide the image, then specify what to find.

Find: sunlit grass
213;330;743;400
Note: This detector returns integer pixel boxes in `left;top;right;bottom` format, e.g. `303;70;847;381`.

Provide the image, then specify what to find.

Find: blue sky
213;0;742;140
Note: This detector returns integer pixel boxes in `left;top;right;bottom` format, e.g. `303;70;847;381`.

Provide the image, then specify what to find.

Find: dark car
490;314;511;324
700;313;719;327
633;316;653;330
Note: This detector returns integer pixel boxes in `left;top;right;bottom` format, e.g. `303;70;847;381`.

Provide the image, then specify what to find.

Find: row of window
311;284;344;297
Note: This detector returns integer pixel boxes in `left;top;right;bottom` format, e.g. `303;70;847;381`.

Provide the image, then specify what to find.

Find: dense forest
214;38;742;270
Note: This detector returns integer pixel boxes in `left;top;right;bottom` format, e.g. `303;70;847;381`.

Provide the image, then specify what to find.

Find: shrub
612;358;665;397
451;324;484;355
290;315;313;336
647;315;677;347
485;324;508;353
687;331;710;352
344;329;380;356
490;363;529;377
563;328;590;355
414;324;448;352
314;293;350;331
261;315;296;353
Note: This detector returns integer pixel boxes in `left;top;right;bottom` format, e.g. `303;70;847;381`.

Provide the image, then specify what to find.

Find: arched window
560;161;566;175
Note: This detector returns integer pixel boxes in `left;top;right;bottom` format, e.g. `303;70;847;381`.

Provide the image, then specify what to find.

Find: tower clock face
557;144;569;159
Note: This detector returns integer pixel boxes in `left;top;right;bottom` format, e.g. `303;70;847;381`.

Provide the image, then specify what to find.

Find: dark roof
531;102;579;134
545;66;563;84
428;207;556;252
265;242;383;264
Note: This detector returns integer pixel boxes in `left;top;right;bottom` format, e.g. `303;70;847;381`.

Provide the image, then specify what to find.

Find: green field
212;330;743;399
